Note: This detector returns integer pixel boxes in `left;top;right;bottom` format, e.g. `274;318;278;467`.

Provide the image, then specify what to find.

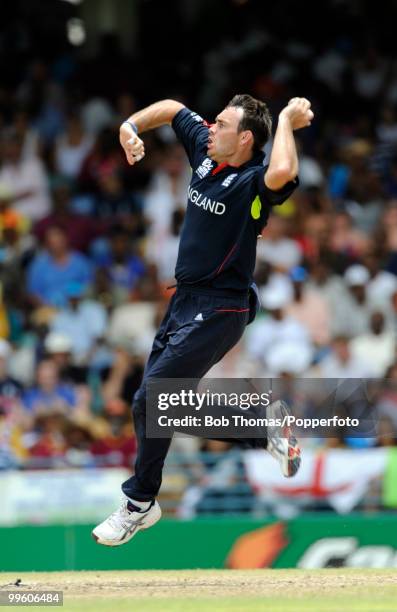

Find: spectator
316;335;375;378
351;311;395;377
54;114;94;180
34;178;99;253
144;142;190;250
0;183;29;241
362;248;397;310
0;400;29;468
0;184;34;299
23;359;78;415
101;345;144;407
295;139;325;190
146;209;185;285
0;339;23;414
245;282;311;374
353;47;388;109
50;282;107;366
336;264;376;337
373;201;397;274
266;341;313;377
114;93;137;128
93;226;146;304
63;418;95;467
307;259;350;332
28;413;67;463
77;127;124;195
43;331;73;373
343;140;383;233
27;225;93;307
285;266;330;346
328;211;369;259
43;331;99;390
0;131;50;221
375;415;397;447
107;272;162;357
90;398;136;468
80;97;115;136
93;165;144;239
256;214;302;272
11;108;41;160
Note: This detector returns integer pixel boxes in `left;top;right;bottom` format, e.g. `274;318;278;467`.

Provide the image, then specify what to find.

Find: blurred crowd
1;1;397;474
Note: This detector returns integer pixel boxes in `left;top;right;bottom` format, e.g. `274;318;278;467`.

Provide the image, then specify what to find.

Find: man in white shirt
351;311;395;377
246;281;312;374
0;132;50;221
318;335;375;378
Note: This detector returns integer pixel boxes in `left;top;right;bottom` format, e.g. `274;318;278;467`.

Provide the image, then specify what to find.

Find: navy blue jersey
171;107;298;292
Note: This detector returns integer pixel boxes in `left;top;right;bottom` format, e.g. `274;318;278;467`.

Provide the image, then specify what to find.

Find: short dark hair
227;94;272;153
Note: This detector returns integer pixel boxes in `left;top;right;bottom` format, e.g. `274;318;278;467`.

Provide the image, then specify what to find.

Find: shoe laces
108;500;137;531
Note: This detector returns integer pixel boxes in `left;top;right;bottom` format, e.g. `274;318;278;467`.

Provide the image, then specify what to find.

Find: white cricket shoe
92;499;161;546
266;399;301;478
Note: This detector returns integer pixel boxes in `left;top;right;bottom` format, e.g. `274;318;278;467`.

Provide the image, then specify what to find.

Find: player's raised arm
120;99;185;166
265;97;314;191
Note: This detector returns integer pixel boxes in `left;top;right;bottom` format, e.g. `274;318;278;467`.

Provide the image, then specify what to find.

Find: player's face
207;106;246;162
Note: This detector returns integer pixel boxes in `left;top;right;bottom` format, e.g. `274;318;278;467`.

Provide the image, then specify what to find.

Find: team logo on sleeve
190;112;204;123
196;158;214;179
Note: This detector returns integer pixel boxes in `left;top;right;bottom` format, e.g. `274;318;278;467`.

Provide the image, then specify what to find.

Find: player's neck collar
211;151;264;175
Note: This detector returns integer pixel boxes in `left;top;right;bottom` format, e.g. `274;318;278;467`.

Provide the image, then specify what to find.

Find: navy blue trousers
121;285;263;501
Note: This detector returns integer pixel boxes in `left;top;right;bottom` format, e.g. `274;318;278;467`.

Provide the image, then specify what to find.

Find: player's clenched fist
119;124;145;165
279;97;314;130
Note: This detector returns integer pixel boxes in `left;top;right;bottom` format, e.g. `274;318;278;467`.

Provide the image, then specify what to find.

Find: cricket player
93;94;313;546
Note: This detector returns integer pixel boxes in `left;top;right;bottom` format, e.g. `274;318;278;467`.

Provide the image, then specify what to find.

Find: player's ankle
126;498;153;512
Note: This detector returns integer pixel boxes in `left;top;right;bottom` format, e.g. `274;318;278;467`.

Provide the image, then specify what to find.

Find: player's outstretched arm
265;97;314;191
120;99;185;166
